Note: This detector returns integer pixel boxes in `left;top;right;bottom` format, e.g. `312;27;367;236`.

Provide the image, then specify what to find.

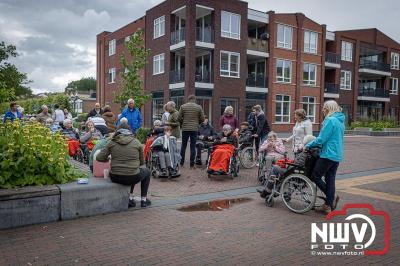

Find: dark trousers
311;158;339;208
180;131;197;167
254;134;266;154
110;167;151;197
195;141;211;163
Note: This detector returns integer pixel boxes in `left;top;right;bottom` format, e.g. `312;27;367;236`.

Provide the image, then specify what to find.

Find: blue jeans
180;131;197;167
311;158;339;208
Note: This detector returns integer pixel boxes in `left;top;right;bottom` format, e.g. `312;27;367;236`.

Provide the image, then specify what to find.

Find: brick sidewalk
0;176;398;265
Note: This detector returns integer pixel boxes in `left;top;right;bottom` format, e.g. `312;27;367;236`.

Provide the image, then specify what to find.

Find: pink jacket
259;139;286;158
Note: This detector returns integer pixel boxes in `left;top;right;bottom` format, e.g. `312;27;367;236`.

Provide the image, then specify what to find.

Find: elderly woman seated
207;124;238;175
80;120;103;150
150;126;180;178
61;119;80;156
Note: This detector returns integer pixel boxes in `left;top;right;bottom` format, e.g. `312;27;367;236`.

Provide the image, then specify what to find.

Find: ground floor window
341;104;352;125
245;93;266;119
301;96;316;123
152;98;164;123
275;94;291;123
357;101;384;121
196;98;212;122
170;89;184;111
389;107;398;121
220;98;238;117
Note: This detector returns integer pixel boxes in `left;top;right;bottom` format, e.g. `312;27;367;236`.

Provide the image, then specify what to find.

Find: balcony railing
325;52;341;64
196;26;213;43
247;38;268;52
246;73;267;88
170;68;185;84
195;69;212;83
359;59;390;72
170;28;185;45
324;83;339;94
358;87;389;98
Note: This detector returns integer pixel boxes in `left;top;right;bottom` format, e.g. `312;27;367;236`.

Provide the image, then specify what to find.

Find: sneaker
315;204;331;214
141;199;152;208
207;169;214;174
256;188;271;198
195;160;202;166
332;194;340;210
128;199;136;208
218;170;225;175
159;169;168;178
170;170;180;178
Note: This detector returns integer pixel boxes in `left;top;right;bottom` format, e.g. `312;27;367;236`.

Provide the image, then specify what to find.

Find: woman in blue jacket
117;98;142;134
305;100;344;214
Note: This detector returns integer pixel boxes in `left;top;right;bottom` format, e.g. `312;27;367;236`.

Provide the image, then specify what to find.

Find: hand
221;137;227;142
253;134;258;138
282;138;287;143
207;136;213;141
199;135;204;140
90;127;95;133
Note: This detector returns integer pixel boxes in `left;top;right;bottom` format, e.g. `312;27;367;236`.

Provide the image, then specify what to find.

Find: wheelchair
263;149;324;214
146;148;180;178
237;142;257;169
206;145;240;179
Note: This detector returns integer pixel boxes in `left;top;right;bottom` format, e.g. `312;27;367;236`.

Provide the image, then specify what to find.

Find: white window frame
276;59;292;83
108;68;116;84
304;30;318;54
220;51;240;78
303;63;317;86
221;11;241;40
391;52;399;70
153;15;165;39
301;96;316;123
340;70;352;90
153;53;165;75
390;77;399;95
277;24;293;49
275;94;291;123
341;41;353;62
108;39;116;56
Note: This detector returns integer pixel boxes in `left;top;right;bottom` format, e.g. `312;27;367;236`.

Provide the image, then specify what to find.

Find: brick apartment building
96;0;400;132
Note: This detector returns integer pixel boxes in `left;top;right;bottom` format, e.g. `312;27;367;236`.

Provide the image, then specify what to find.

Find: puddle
177;197;253;212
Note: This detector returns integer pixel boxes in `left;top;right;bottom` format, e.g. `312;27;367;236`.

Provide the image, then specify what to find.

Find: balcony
325;52;341;68
170;28;185;50
169;68;185;84
324;83;339;98
195;70;212;83
196;27;213;43
358;87;390;102
359;59;391;77
246;74;268;93
247;38;269;57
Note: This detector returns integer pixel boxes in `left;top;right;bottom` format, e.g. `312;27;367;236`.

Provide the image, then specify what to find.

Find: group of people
3;95;345;214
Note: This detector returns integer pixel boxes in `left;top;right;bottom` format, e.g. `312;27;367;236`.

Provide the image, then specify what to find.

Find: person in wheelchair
150;126;180;178
144;120;165;162
259;131;286;159
207;124;238;175
61;119;80;157
238;122;254;146
257;135;317;198
195;116;216;166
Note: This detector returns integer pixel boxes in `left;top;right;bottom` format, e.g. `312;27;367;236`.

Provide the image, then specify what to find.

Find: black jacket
88;108;103;119
239;128;254;144
255;112;271;138
247;112;257;133
214;132;238;147
198;123;216;140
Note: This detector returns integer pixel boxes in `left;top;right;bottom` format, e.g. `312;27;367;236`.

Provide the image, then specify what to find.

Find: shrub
349;117;398;131
136;127;151;144
0;120;85;188
76;113;88;122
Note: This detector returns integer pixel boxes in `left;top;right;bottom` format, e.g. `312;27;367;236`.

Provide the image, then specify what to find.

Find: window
275;95;291;123
301;96;316;123
277;24;293;49
390;78;398;95
108;68;116;83
221;11;241;39
276;59;292;83
220;98;238;117
303;63;317;86
304;30;318;54
220;51;240;78
170;96;184;111
340;70;352;90
108;39;116;56
154;16;165;39
153;53;165;75
341;41;353;61
152;98;164;122
391;52;399;69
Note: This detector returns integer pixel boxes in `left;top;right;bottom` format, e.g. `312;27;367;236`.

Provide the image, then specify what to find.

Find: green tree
114;29;151;109
65;77;96;94
0;41;32;103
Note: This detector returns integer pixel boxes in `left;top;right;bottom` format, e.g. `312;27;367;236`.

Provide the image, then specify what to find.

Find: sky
0;0;399;94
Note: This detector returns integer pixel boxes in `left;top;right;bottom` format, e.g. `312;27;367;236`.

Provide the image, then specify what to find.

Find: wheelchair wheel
257;159;265;183
280;174;316;214
265;196;274;207
239;146;257;169
74;149;85;163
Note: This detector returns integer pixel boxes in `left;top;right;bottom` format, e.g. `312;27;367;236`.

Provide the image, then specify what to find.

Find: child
257;135;317;198
150;126;180;178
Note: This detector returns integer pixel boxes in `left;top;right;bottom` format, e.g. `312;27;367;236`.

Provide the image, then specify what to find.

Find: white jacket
287;119;313;153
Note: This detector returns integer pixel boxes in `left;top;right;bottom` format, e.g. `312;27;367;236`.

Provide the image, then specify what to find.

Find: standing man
165;101;180;139
253;105;270;153
88;102;103;119
118;98;142;134
3;101;22;122
178;95;205;168
36;105;52;124
52;104;65;124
